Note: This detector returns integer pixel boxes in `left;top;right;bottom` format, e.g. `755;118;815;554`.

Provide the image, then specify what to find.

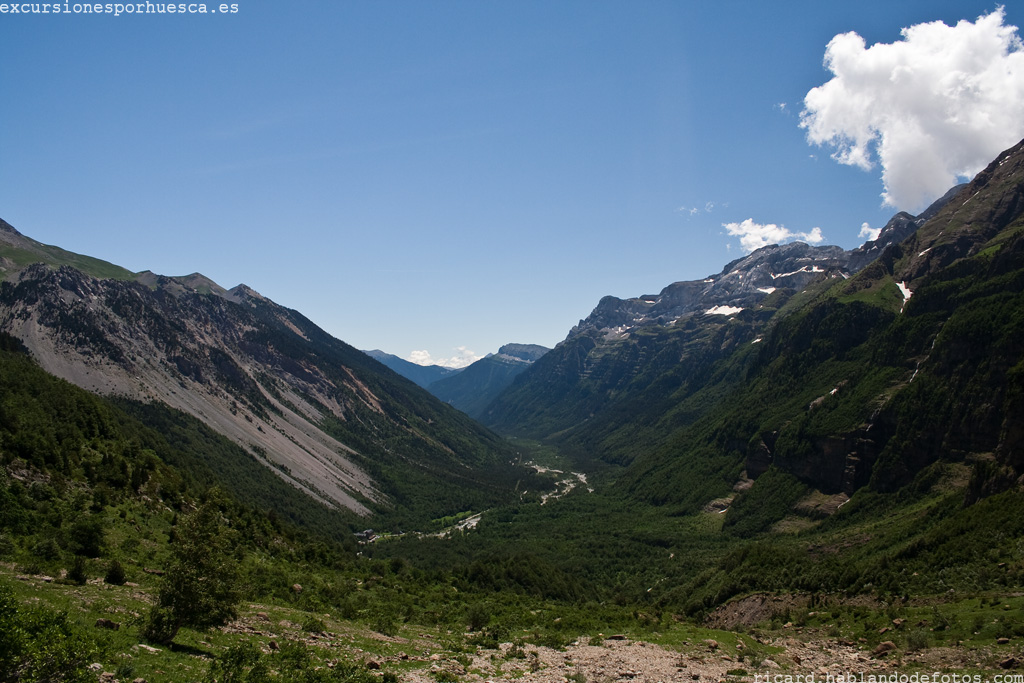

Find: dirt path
398;635;892;683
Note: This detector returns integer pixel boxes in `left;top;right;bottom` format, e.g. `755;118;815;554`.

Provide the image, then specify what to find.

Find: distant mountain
0;223;528;526
362;349;462;388
494;343;549;363
428;343;549;419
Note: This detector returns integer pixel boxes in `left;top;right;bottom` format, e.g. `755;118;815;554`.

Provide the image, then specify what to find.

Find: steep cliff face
567;183;966;345
0;251;519;520
678;140;1024;512
892;142;1024;285
483;233;904;445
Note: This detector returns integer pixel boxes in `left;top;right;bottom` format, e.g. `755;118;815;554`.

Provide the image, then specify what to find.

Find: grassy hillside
0;220;135;282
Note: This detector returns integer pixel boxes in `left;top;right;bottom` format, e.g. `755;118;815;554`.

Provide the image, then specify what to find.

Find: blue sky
2;1;1022;367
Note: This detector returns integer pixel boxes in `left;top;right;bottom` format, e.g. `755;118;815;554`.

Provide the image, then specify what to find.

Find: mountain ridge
0;218;136;282
0;234;526;524
481;182;970;444
564;184;967;347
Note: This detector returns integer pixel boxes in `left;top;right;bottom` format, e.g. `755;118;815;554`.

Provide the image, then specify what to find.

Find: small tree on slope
143;496;241;645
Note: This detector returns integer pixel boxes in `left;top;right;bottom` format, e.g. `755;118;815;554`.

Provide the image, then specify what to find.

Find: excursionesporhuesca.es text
0;2;238;15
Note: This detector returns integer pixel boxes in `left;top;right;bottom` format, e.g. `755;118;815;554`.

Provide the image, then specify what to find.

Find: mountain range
427;343;549;419
4;132;1023;541
478;187;961;448
1;140;1024;680
480;139;1024;536
3;133;1020;535
0;220;532;526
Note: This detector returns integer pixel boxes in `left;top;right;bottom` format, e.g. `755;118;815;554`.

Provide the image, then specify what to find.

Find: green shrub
70;515;105;557
31;537;61;562
466;602;491;632
140;605;179;645
371;611;398;637
301;615;327;634
906;629;929;652
205;640;394;683
0;533;15;557
18;563;42;576
115;660;136;681
66;556;88;585
0;581;97;683
204;641;269;683
104;559;127;585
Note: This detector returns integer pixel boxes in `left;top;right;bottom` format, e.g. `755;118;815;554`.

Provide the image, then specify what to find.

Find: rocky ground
390;634;1022;683
220;608;1023;683
15;572;1020;683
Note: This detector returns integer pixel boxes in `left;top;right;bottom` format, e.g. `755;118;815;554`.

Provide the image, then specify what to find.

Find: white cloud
800;7;1024;211
407;346;482;369
859;222;882;241
677;202;719;216
724;218;825;253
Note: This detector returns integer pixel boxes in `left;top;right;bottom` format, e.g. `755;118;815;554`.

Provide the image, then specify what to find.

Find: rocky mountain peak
496;343;549;363
568;189;967;342
229;283;267;303
133;271;243;302
0;218;23;237
569;240;851;340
